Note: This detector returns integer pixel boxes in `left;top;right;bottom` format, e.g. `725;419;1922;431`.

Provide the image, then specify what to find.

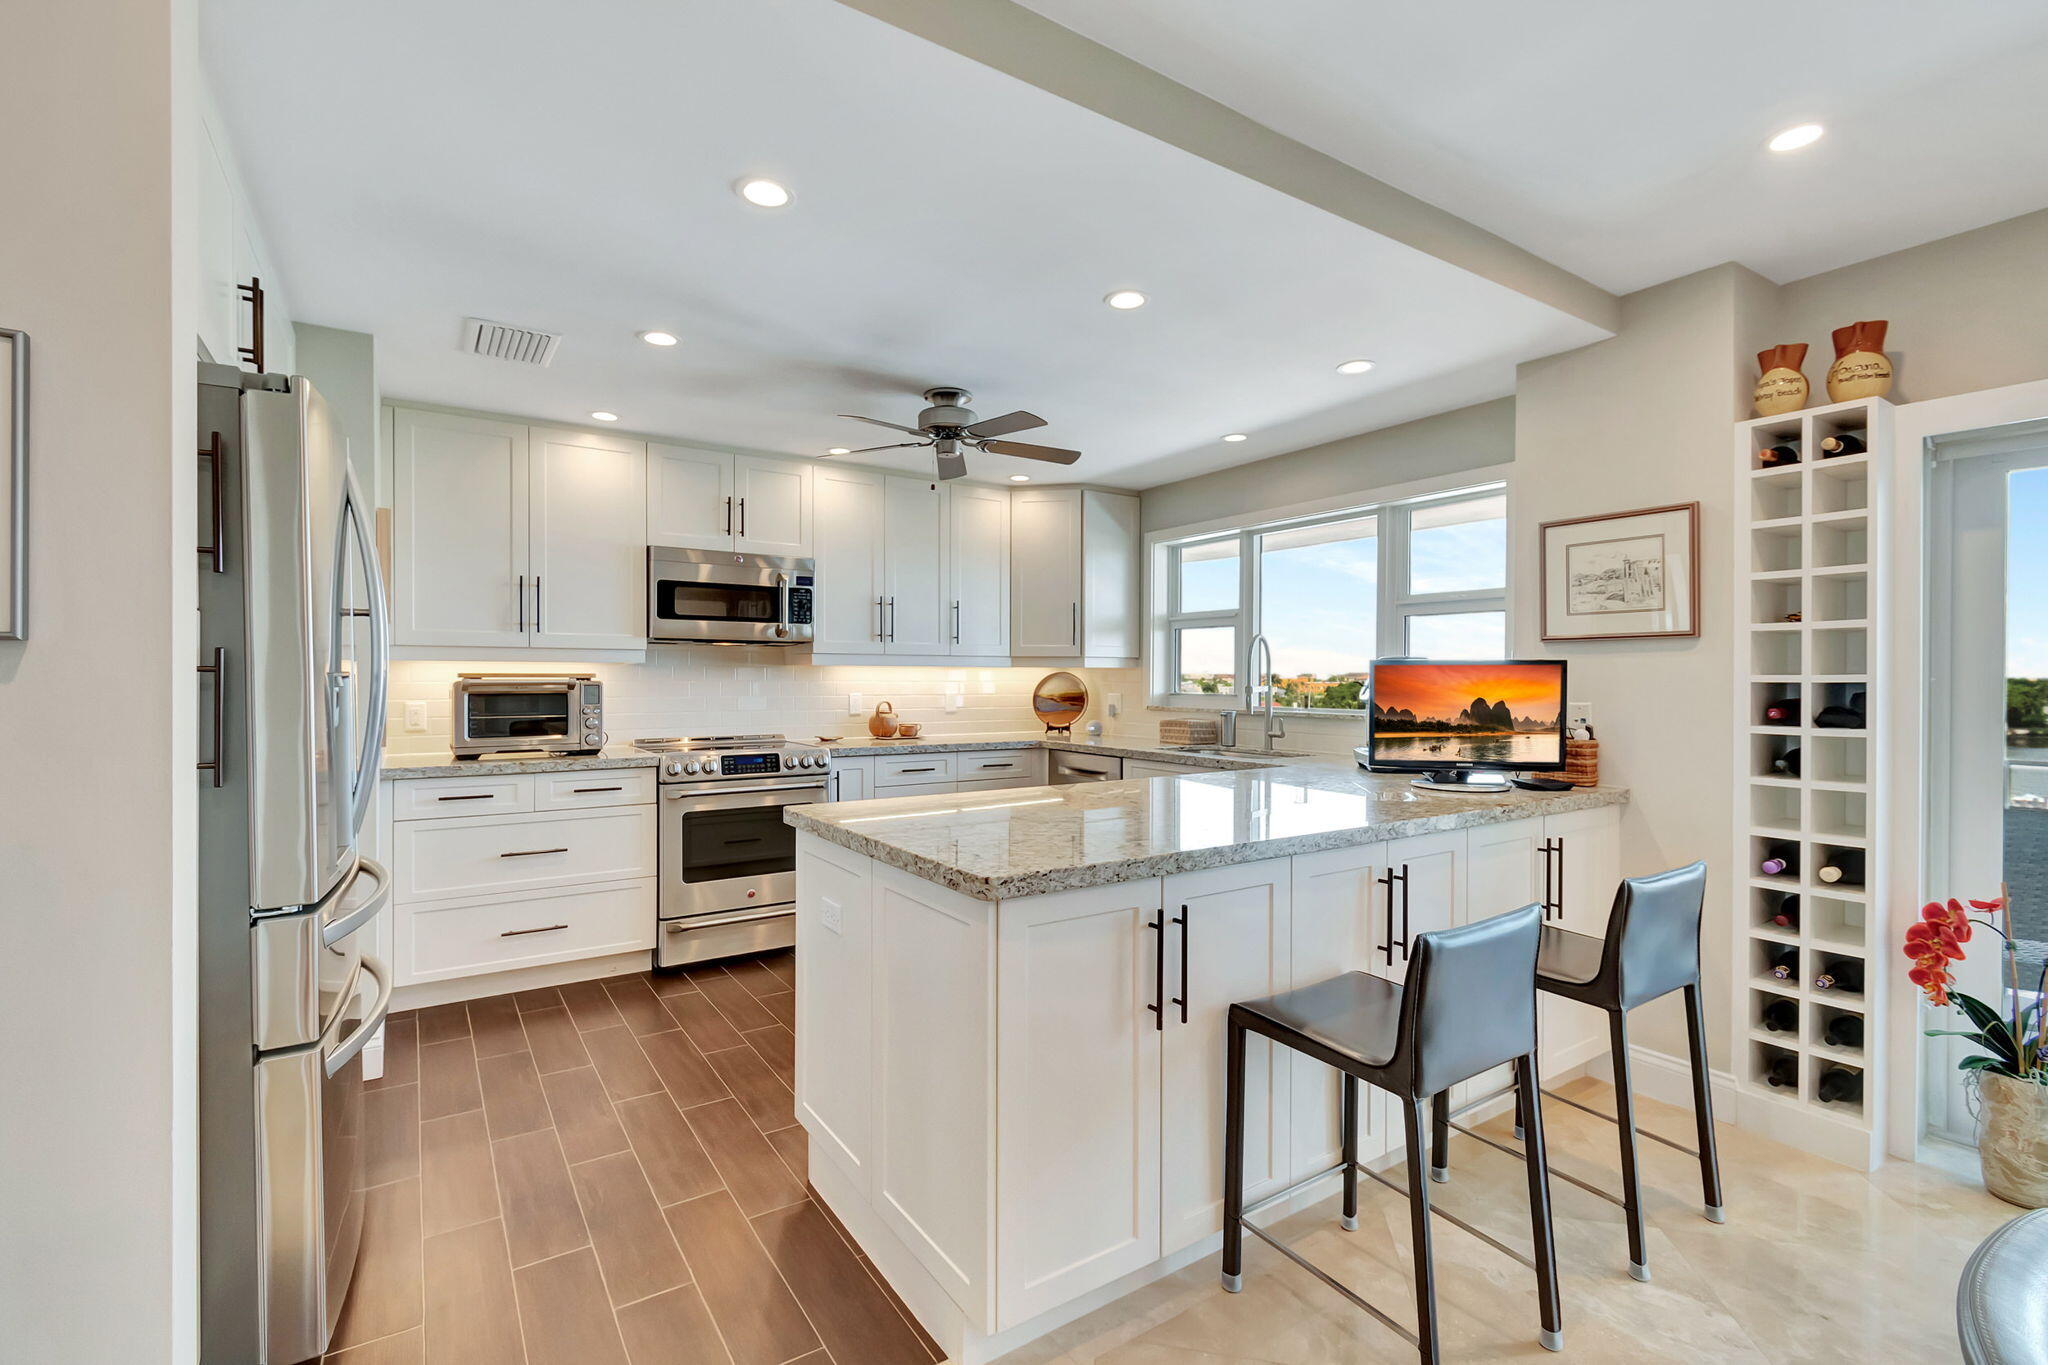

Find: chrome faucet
1241;633;1286;751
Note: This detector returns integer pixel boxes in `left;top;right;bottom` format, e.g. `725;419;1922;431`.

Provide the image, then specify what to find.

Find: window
1157;485;1507;710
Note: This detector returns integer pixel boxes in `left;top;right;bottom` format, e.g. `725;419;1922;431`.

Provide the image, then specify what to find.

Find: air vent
461;317;561;367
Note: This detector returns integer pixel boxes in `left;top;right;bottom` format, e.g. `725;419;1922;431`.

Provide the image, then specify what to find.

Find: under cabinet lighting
737;178;792;208
639;330;679;346
590;411;619;422
1222;433;1247;442
1335;359;1376;375
1009;474;1031;483
827;447;850;455
1104;290;1147;310
1768;123;1824;153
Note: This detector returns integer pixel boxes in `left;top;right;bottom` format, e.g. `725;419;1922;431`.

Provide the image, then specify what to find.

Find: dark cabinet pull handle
237;277;266;371
1553;836;1565;920
572;785;624;793
738;497;746;537
1376;869;1395;966
952;600;961;644
977;762;1015;770
1071;601;1078;646
438;793;495;802
501;924;568;938
1171;905;1189;1023
196;647;226;788
724;496;733;536
534;575;543;633
1147;914;1165;1030
1381;866;1412;962
1538;839;1563;919
517;574;526;633
500;847;569;859
1398;865;1411;953
898;766;938;774
198;431;225;572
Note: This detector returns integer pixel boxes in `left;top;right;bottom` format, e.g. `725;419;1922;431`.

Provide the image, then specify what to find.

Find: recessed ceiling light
1009;474;1031;483
737;178;792;208
1104;290;1147;310
639;330;678;347
1222;433;1248;443
1767;123;1824;153
827;447;850;455
1335;359;1376;375
590;411;619;422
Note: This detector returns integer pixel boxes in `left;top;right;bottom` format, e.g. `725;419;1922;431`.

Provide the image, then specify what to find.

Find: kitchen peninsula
785;765;1628;1364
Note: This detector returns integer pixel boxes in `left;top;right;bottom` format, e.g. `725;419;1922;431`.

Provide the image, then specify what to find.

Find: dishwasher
1050;751;1124;784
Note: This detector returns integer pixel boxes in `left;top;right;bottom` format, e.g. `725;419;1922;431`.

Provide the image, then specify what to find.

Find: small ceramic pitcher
867;701;899;738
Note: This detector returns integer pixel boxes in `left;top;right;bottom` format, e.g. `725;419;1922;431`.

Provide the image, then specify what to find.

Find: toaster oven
451;674;605;758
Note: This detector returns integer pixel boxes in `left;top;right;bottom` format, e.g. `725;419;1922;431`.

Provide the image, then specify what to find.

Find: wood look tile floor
330;950;944;1365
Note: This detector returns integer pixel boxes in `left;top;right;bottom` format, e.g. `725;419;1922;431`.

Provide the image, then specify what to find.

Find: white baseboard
1625;1044;1739;1119
388;949;651;1011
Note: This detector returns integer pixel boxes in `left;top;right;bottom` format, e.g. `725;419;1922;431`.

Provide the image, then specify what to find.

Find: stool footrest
1236;1218;1418;1348
1446;1119;1625;1211
1357;1162;1537;1270
1539;1086;1701;1159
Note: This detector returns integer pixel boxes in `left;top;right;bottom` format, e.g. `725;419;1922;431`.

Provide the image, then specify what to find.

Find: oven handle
664;907;792;932
775;571;791;639
662;778;829;797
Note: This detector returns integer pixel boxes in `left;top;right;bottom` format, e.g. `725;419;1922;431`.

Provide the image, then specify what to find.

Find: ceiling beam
833;0;1620;333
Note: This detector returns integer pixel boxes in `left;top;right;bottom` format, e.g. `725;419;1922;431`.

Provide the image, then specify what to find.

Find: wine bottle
1770;893;1800;929
1758;444;1802;468
1760;999;1799;1033
1814;959;1865;993
1815;849;1864;886
1823;1014;1864;1049
1758;842;1799;877
1771;747;1802;777
1763;701;1798;726
1818;433;1866;458
1764;1054;1799;1089
1816;1066;1863;1104
1766;946;1799;980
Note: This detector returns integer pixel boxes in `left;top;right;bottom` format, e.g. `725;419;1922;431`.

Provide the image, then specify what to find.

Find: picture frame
0;327;26;641
1539;501;1699;641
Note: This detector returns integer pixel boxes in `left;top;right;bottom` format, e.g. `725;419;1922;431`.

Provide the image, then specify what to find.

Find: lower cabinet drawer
876;753;956;786
393;775;533;820
534;769;656;811
956;775;1041;793
399;879;656;984
395;807;656;902
954;752;1038;781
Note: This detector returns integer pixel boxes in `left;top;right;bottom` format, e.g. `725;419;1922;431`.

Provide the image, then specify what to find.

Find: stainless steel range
636;734;830;967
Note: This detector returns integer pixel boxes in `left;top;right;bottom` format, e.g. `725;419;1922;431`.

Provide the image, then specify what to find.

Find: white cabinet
530;427;648;652
813;465;888;655
947;483;1010;657
1010;488;1141;664
995;880;1163;1328
883;476;949;654
647;443;813;557
828;757;872;803
1367;830;1464;984
1547;806;1621;937
1159;862;1292;1255
1288;845;1395;1177
1124;759;1199;779
393;409;647;653
954;749;1045;785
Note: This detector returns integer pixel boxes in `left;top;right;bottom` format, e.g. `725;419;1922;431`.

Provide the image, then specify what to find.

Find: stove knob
685;760;704;775
796;755;813;768
816;753;830;767
666;760;682;777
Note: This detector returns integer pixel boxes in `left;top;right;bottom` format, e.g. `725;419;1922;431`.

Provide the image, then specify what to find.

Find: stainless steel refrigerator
197;363;392;1364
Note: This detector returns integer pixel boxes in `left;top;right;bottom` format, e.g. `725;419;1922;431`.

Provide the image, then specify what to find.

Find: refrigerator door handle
325;955;391;1078
322;856;390;948
338;465;389;840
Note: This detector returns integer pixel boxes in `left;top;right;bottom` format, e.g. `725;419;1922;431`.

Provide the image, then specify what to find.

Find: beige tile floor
997;1078;2015;1364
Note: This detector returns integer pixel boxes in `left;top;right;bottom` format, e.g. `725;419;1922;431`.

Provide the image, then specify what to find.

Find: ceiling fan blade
980;439;1081;464
832;440;930;456
963;410;1046;439
935;449;969;480
836;414;925;436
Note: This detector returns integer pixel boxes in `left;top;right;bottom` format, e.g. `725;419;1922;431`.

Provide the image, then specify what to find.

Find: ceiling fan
831;387;1080;481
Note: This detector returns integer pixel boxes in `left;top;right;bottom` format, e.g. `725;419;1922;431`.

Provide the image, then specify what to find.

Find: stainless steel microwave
451;674;604;758
647;546;815;645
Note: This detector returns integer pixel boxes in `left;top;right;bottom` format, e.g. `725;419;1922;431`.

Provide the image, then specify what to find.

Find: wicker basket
1563;738;1600;788
1159;717;1221;747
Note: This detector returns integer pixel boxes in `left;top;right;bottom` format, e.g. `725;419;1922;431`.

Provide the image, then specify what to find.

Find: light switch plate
403;701;428;733
1107;692;1123;717
944;691;963;712
848;692;863;716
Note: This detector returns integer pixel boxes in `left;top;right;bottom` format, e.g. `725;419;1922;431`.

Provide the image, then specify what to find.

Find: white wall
0;1;198;1360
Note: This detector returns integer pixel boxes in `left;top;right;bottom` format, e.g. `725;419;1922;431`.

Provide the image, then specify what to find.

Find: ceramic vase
1978;1072;2048;1208
867;700;899;738
1826;320;1894;402
1753;343;1810;416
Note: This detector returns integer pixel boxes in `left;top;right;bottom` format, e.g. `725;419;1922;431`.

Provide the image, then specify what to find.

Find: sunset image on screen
1370;662;1564;766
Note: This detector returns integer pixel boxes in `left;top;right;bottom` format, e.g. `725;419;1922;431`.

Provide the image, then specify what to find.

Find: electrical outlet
944;691;962;712
820;896;844;935
848;692;863;716
1107;692;1123;718
403;701;428;733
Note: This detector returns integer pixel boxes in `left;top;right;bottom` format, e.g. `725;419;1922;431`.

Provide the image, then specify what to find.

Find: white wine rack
1731;396;1892;1169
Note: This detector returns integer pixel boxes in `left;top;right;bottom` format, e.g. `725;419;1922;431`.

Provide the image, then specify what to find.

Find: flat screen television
1365;659;1568;789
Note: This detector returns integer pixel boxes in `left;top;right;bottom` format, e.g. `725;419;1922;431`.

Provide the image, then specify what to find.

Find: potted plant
1905;889;2048;1206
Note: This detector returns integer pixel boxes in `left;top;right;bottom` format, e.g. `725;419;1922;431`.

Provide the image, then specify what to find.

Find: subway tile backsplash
382;648;1101;756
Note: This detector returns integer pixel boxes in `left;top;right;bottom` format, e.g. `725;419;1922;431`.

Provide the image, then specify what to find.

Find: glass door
1928;438;2048;1141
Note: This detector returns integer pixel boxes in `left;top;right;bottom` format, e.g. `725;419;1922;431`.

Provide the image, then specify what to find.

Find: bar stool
1221;904;1561;1363
1439;861;1723;1284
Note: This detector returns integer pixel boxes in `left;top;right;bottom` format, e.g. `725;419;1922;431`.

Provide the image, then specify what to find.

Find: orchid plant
1904;887;2048;1083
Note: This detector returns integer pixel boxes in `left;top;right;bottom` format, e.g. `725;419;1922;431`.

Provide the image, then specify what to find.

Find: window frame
1152;481;1509;713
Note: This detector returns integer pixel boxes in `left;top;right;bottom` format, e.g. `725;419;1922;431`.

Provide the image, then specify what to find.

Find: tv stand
1412;769;1510;792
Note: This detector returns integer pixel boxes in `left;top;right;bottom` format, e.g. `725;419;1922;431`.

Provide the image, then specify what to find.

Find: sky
2011;468;2048;676
1371;661;1563;722
1179;504;1507;680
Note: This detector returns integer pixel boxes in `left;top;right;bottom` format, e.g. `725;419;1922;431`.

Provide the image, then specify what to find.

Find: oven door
659;779;827;917
648;553;800;644
457;682;575;751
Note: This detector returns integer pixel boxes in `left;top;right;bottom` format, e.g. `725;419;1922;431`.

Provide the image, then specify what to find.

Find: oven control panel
721;752;781;778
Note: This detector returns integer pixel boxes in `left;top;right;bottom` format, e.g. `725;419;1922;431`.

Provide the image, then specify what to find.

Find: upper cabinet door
1009;488;1081;656
883;477;948;655
1081;491;1141;659
392;409;530;649
734;455;813;558
813;465;886;654
947;483;1009;657
647;442;736;551
529;427;648;652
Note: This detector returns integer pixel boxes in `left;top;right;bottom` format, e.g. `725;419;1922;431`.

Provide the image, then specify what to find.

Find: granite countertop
785;766;1629;900
380;747;660;780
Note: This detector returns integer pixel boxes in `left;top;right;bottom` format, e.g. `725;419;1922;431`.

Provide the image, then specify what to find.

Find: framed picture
0;327;25;641
1539;501;1699;641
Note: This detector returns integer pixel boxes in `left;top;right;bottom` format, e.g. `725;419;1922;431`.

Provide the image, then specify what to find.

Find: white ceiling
1015;0;2048;293
200;0;1604;489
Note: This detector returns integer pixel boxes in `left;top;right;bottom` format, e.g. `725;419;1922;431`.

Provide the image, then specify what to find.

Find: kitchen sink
1161;745;1316;759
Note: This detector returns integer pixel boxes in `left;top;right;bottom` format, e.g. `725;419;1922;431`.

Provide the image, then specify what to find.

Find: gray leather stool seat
1959;1209;2048;1365
1222;904;1562;1364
